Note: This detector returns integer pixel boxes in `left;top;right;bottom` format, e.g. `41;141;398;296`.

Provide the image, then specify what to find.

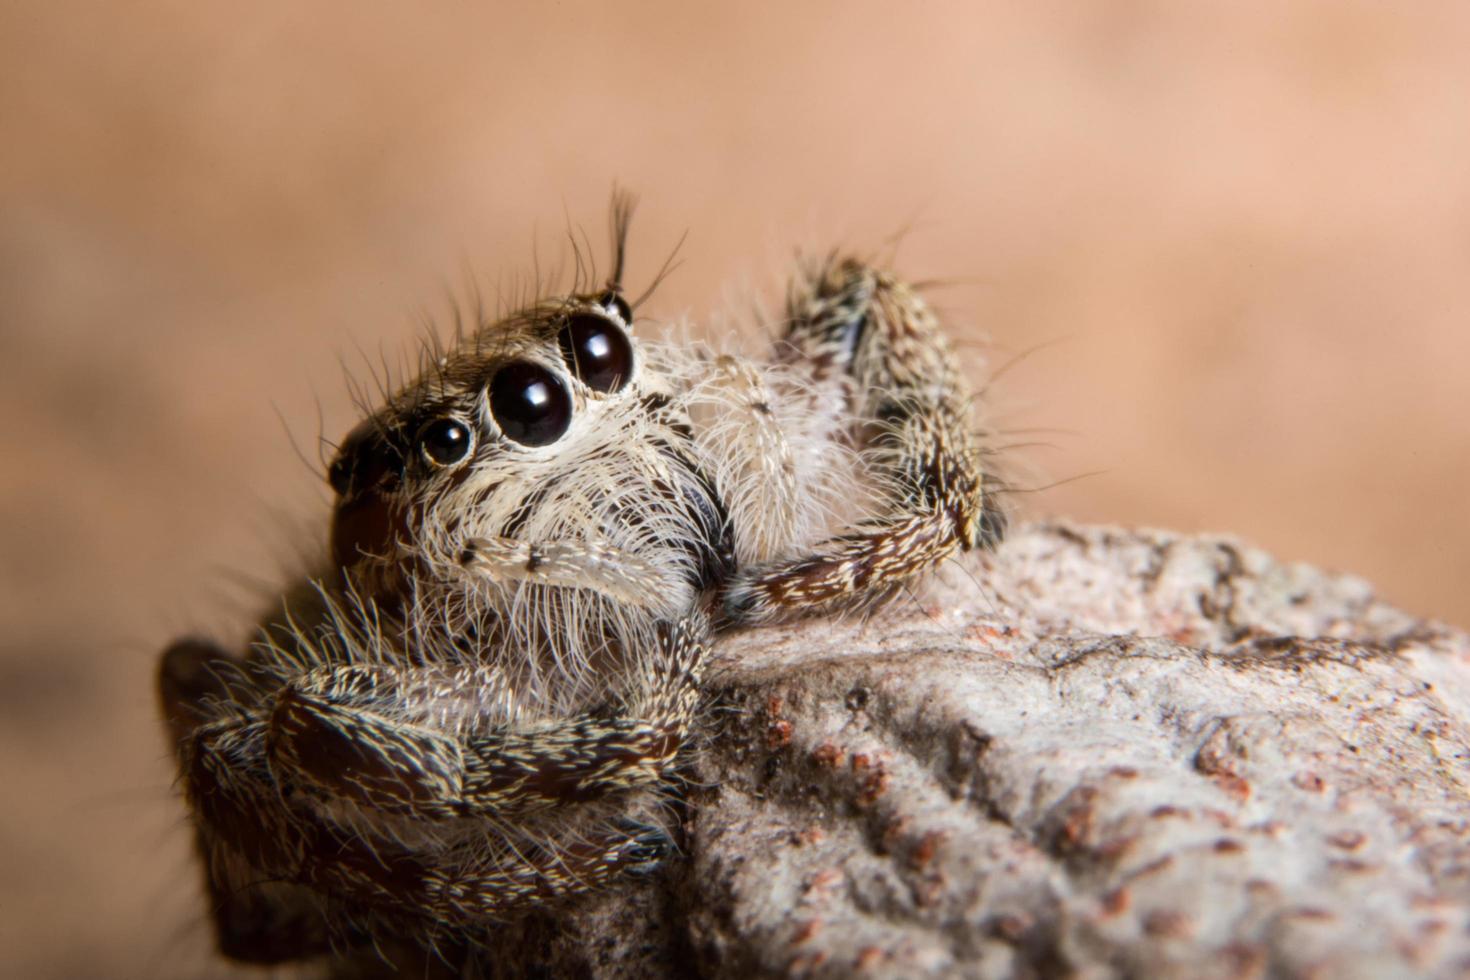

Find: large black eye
558;313;633;394
489;361;572;446
418;417;473;466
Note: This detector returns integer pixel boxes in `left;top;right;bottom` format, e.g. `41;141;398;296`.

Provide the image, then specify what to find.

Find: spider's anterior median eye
418;417;473;466
558;313;633;394
489;361;572;446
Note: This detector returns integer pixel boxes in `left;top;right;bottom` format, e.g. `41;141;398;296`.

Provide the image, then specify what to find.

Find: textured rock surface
436;522;1470;979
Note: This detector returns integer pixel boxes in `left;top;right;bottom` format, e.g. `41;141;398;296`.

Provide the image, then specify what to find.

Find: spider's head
325;284;731;642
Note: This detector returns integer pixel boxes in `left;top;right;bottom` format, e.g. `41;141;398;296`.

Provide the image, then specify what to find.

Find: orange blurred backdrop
2;3;1467;976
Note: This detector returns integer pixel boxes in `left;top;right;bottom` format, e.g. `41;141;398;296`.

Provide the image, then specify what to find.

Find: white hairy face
323;288;858;715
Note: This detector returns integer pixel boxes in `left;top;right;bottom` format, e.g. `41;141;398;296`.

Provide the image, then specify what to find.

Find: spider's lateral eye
558;313;634;394
418;417;473;466
327;456;352;495
599;289;633;326
489;361;572;446
328;420;403;497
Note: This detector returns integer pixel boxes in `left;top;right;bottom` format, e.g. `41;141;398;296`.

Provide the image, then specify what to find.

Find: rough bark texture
418;522;1470;979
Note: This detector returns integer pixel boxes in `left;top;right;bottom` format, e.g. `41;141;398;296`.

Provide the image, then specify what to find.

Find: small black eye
328;420;403;497
489;361;572;446
599;289;633;325
327;455;352;495
558;313;634;393
418;417;473;465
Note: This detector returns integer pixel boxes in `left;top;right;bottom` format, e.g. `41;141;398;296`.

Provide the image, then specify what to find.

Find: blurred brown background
2;2;1467;976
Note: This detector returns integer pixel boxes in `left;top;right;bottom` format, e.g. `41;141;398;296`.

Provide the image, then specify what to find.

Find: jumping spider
158;199;1006;969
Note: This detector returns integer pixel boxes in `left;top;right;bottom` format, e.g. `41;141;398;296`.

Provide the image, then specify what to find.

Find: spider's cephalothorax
158;200;1007;966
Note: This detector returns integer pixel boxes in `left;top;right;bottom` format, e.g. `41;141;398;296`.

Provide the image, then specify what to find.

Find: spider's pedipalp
456;535;678;612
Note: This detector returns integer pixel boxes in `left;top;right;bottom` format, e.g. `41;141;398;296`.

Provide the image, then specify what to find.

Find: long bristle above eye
608;187;637;294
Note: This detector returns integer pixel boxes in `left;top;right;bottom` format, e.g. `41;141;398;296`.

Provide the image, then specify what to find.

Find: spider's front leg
267;614;707;820
160;614;707;951
726;256;1007;623
262;613;707;926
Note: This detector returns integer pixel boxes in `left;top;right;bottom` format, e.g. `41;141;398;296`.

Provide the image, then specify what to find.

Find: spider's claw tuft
615;819;675;874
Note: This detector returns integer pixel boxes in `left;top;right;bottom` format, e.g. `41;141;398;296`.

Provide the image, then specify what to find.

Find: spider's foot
615;819;675;875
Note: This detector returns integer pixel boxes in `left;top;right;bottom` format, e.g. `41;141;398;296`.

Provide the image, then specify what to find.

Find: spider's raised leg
266;615;707;820
726;256;1007;623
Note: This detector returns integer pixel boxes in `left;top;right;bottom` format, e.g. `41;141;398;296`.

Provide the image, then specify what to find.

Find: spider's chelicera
158;198;1007;966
